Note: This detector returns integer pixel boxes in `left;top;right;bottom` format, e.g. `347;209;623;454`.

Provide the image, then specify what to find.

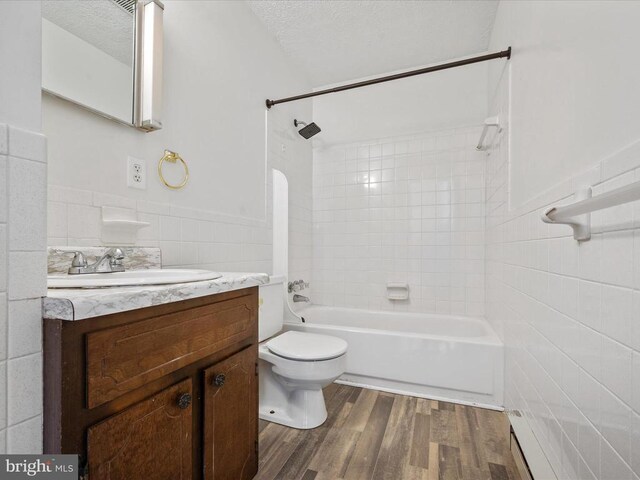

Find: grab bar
476;116;500;151
541;180;640;241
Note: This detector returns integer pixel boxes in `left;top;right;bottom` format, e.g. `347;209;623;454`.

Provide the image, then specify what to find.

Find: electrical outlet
127;156;146;189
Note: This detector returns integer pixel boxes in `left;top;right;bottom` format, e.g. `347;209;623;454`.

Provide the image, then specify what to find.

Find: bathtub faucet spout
293;294;311;303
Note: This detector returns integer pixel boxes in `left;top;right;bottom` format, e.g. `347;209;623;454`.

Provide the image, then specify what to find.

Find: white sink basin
48;269;223;289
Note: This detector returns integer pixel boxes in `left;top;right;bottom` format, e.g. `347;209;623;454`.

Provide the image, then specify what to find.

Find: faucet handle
54;249;88;268
105;247;126;270
109;247;125;263
289;280;307;293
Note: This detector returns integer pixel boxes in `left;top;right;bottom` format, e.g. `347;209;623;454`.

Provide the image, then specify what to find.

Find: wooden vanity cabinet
44;287;259;480
204;346;258;480
87;379;194;480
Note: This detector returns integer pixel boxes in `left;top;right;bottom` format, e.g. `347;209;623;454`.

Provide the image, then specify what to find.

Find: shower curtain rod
265;47;511;109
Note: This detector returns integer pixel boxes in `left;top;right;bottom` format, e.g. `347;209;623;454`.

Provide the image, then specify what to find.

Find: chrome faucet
57;248;126;275
293;294;311;303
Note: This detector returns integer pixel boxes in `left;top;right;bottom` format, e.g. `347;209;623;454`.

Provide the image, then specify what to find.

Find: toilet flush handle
212;374;226;387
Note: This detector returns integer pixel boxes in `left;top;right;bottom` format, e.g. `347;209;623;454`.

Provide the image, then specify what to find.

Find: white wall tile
578;280;601;331
600;437;634;480
7;354;42;425
92;192;136;210
632;352;640;414
601;231;635;288
8;252;47;300
635;231;640;290
0;125;8;156
0;295;6;361
66;204;101;241
8;126;46;163
8;158;46;251
0;225;6;293
0;155;6;223
159;216;181;242
599;385;632;466
137;213;159;243
46;202;67;240
7;300;41;358
0;363;6;430
180;218;200;242
48;185;92;205
6;415;42;454
600;285;634;348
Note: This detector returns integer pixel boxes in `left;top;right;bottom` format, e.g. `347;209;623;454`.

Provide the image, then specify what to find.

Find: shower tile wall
485;78;640;479
312;126;486;315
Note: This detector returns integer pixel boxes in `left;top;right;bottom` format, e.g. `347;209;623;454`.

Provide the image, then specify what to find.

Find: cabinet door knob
177;392;192;409
213;373;226;387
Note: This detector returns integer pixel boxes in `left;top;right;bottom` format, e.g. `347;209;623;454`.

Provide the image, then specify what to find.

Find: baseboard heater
507;410;558;480
510;426;534;480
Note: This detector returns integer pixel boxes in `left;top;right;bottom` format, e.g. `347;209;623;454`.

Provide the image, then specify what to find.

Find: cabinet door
87;379;193;480
204;346;258;480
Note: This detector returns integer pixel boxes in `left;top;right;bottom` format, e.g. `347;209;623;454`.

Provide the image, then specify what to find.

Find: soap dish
101;206;150;244
387;283;409;300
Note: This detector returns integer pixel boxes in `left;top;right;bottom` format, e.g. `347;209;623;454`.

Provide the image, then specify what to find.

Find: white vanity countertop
43;272;270;321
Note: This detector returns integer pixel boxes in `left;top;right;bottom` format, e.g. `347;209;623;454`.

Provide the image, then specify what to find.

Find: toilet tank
258;276;285;341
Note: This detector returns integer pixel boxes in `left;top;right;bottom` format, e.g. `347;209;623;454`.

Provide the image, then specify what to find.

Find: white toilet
258;276;347;429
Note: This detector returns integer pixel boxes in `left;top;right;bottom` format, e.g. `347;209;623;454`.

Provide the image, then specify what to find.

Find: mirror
42;0;164;131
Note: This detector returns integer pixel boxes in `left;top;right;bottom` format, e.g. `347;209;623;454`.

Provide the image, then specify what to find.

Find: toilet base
258;349;346;430
259;372;327;430
259;387;328;429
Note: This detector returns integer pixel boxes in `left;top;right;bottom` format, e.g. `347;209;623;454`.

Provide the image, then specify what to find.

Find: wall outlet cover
127;156;147;189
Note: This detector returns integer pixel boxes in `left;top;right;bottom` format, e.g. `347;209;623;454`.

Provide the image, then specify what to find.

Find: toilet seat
266;331;347;361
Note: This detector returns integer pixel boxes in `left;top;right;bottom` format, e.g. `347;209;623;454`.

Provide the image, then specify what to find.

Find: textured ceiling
247;0;499;87
42;0;134;65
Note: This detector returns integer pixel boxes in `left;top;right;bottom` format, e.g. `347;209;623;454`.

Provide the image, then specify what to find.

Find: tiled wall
0;124;48;453
47;110;313;283
48;184;274;273
312;126;486;315
485;75;640;479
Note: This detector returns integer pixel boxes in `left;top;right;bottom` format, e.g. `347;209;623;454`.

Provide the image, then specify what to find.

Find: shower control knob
176;393;192;409
213;374;226;387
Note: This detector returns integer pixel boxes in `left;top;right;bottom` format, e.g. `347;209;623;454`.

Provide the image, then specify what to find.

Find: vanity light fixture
134;0;164;131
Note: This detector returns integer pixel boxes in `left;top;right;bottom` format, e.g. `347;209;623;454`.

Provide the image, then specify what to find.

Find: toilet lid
266;331;348;361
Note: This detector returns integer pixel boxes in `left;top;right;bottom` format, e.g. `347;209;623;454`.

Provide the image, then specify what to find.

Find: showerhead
294;119;321;139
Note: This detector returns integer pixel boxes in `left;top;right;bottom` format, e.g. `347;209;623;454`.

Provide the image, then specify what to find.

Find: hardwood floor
256;384;521;480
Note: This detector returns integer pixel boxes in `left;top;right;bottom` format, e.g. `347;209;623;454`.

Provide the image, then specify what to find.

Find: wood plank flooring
256;384;521;480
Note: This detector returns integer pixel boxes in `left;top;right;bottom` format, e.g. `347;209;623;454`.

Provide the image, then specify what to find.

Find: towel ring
158;150;189;190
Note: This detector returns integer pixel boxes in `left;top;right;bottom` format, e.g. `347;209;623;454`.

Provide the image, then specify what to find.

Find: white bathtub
285;305;504;410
